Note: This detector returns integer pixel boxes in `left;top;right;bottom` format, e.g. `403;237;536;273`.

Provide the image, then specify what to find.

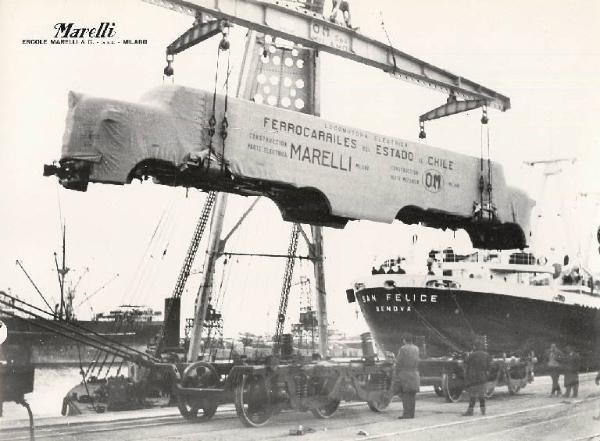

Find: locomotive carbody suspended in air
45;85;533;250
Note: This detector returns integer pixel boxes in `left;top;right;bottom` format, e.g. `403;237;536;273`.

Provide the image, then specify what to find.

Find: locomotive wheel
177;399;217;421
441;373;463;403
507;375;522;395
177;362;220;422
367;391;393;412
507;366;523;395
367;374;394;412
311;398;340;419
234;374;272;428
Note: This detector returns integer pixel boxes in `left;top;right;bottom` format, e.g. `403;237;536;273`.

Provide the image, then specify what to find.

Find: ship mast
54;223;70;320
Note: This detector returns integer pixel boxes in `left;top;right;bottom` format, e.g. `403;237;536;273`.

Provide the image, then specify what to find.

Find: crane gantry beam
144;0;510;112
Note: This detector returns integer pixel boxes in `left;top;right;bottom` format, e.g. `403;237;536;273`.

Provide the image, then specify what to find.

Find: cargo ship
0;292;163;366
349;247;600;369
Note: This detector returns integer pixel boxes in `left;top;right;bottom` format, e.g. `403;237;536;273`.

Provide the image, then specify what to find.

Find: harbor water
1;366;126;420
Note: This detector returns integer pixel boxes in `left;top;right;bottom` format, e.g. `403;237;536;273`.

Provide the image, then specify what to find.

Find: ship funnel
346;289;355;303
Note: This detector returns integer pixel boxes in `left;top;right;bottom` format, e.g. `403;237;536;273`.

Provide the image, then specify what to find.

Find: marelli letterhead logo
53;22;116;39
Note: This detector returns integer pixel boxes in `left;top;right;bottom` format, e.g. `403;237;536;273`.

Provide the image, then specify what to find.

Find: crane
146;0;510;131
273;223;300;354
154;190;217;355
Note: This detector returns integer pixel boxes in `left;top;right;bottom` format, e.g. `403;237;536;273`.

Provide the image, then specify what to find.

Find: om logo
423;169;443;193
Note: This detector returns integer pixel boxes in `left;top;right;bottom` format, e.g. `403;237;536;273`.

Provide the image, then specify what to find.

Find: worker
394;332;420;419
329;0;353;29
462;340;491;416
562;345;580;398
546;343;564;397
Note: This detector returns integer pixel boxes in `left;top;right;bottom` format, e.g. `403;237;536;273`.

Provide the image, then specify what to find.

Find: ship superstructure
352;247;600;368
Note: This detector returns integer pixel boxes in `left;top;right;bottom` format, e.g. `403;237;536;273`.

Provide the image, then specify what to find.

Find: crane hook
419;121;426;139
163;53;174;77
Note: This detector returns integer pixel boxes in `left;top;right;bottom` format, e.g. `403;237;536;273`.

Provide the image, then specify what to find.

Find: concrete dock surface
2;373;600;441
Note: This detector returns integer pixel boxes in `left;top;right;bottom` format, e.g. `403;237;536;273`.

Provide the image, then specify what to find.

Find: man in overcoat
462;340;491;416
563;345;580;398
394;332;420;419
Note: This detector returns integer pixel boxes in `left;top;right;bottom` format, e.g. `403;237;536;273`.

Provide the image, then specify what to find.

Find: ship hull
356;284;600;369
0;317;161;366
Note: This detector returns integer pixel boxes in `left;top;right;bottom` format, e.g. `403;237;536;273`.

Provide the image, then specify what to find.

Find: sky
0;0;599;338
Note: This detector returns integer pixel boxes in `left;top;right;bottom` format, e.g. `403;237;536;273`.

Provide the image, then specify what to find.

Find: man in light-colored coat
394;332;420;419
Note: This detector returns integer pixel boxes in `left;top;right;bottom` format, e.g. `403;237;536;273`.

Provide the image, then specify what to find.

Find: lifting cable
220;38;231;173
206;25;231;173
206;44;222;171
478;106;494;220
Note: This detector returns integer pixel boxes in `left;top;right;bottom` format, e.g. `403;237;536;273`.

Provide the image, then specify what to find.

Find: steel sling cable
220;45;231;173
206;44;221;171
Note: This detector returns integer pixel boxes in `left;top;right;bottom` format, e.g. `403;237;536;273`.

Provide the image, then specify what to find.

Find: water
2;366;125;420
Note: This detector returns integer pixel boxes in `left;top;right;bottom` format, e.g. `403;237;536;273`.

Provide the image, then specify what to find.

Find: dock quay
2;373;599;441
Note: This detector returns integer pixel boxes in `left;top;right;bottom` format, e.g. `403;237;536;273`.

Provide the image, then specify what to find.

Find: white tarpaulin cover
60;85;533;241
